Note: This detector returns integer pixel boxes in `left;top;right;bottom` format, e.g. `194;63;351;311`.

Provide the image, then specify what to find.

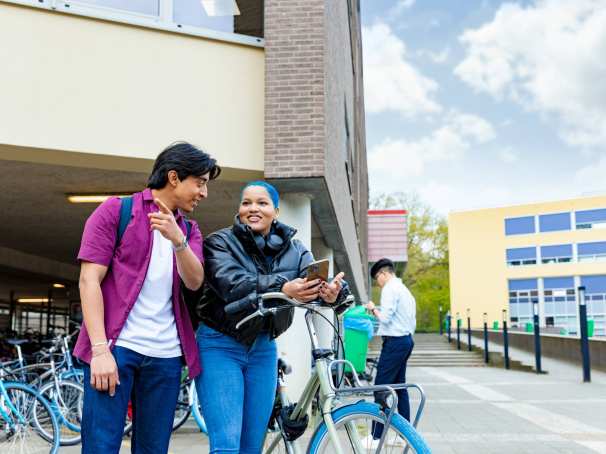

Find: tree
370;192;449;332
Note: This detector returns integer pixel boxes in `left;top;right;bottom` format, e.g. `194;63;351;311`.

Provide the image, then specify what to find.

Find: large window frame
575;208;606;230
506;247;537;267
4;0;264;47
540;244;573;265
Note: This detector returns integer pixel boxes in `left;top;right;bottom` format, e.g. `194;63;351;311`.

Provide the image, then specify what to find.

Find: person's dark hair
370;258;395;279
147;141;221;189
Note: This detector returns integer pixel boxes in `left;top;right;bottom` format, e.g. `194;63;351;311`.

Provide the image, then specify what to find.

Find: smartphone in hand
305;259;330;282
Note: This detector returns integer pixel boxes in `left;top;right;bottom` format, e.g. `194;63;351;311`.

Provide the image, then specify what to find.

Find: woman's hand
319;272;345;303
282;278;321;303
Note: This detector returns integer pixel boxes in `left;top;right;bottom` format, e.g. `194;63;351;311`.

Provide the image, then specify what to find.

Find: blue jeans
82;346;182;454
372;334;414;438
196;324;277;454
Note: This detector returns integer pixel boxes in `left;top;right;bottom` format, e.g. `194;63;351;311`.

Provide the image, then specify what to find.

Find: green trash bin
343;306;374;374
587;319;595;338
492;321;499;330
525;322;533;333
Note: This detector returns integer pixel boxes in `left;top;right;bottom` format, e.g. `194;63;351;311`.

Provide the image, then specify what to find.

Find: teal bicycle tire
308;401;431;454
2;381;61;454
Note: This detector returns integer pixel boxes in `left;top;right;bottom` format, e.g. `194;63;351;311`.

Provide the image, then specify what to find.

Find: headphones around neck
253;221;284;253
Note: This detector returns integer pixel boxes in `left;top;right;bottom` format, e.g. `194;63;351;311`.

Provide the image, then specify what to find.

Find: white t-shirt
116;229;182;358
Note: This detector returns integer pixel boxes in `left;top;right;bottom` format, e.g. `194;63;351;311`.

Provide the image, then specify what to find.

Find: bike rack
328;359;427;454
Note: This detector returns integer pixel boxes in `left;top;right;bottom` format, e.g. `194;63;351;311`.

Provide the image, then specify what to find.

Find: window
576;208;606;230
174;0;263;38
508;279;538;327
539;212;571;233
543;276;577;334
23;0;264;45
506;247;537;266
578;242;606;262
505;216;535;236
580;275;606;336
540;244;573;264
68;0;160;16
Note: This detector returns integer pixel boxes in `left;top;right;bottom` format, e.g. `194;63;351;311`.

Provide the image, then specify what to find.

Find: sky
360;0;606;215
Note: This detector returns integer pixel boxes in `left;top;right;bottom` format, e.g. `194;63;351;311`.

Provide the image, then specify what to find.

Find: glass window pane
540;244;572;259
508;278;538;291
71;0;159;15
576;208;606;224
506;247;536;261
505;216;535;235
578;241;606;256
539;212;571;232
581;275;606;294
174;0;264;38
543;276;574;290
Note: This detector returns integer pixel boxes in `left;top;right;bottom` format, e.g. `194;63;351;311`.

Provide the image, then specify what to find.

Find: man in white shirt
365;258;416;438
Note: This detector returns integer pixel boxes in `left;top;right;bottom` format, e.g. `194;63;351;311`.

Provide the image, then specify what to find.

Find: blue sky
360;0;606;214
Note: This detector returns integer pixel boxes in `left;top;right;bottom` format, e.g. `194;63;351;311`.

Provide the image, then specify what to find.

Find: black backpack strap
117;196;190;247
117;196;133;245
185;219;192;239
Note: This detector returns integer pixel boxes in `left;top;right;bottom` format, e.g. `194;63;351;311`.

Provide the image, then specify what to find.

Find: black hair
377;265;395;276
147;141;221;189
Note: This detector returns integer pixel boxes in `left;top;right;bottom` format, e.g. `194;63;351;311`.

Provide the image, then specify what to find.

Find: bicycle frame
0;380;27;427
263;296;426;454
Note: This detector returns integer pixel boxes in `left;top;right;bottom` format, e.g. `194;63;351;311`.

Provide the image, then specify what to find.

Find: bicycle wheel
189;384;207;434
308;401;431;454
0;382;60;454
37;380;84;446
172;381;192;432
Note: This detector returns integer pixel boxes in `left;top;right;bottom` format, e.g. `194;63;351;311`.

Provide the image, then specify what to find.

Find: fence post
447;313;452;343
456;313;461;350
502;309;510;370
483;312;489;364
466;308;472;352
532;300;542;373
578;286;591;383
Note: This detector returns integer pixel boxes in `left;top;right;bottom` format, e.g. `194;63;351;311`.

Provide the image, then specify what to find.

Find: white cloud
498;148;519;163
575;156;606;194
391;0;415;15
362;22;442;117
454;0;606;148
368;112;496;178
417;47;450;64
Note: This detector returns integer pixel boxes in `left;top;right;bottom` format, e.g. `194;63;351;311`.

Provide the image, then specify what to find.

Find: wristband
173;235;189;252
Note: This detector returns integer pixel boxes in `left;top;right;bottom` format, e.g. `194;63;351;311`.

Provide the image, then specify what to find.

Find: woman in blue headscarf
195;181;349;453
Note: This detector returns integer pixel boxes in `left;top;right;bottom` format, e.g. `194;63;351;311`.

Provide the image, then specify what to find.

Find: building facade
449;195;606;337
0;0;368;390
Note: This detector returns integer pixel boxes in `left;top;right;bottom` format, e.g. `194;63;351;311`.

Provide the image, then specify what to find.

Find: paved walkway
63;334;606;453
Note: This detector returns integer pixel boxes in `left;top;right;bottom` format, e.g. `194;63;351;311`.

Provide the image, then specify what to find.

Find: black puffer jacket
197;217;350;346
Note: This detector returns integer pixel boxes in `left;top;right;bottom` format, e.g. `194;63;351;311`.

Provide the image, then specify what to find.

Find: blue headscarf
241;181;280;208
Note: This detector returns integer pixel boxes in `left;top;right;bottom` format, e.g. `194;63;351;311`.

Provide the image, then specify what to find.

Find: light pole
466;308;472;352
439;306;443;335
532;299;542;373
456;312;461;350
578;286;591;383
483;312;489;364
502;309;510;370
447;311;452;343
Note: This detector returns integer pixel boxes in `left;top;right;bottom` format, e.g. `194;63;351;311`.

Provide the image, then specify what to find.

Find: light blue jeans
195;324;277;454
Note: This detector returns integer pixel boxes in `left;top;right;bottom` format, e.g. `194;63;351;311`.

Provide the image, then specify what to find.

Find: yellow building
449;195;606;336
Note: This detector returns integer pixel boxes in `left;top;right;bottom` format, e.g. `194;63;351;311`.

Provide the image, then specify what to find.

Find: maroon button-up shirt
73;188;202;378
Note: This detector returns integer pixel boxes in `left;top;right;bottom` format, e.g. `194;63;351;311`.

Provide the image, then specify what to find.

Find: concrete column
311;239;336;350
275;193;312;399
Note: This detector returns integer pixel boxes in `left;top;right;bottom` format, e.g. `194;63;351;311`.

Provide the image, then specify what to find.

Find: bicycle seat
7;339;29;346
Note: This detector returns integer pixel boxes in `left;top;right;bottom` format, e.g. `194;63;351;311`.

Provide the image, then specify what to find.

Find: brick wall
264;0;325;178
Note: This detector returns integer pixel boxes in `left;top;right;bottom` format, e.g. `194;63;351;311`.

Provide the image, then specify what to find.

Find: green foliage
369;192;449;332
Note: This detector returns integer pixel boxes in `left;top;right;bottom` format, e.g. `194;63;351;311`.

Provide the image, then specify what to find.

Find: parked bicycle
224;292;431;454
0;362;60;453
